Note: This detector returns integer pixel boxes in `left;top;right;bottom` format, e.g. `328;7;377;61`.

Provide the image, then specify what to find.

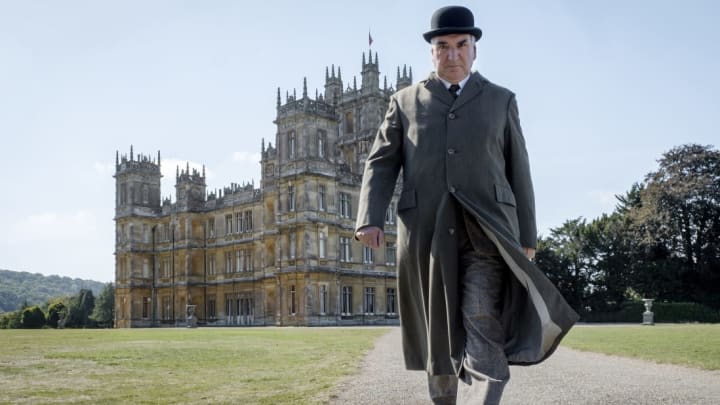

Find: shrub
47;302;67;328
580;301;720;323
654;302;720;323
0;310;22;329
21;306;46;328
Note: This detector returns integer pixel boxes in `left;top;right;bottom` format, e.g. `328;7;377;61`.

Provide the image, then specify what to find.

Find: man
355;6;579;405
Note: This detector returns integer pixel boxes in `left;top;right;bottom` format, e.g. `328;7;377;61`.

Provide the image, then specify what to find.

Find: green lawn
562;324;720;370
0;327;388;404
3;324;718;404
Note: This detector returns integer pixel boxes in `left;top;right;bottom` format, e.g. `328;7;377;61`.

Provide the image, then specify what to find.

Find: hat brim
423;27;482;43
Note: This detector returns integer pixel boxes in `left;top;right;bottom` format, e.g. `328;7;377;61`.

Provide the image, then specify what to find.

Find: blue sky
1;1;718;282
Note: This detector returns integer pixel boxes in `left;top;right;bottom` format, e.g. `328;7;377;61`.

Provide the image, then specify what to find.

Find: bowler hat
423;6;482;43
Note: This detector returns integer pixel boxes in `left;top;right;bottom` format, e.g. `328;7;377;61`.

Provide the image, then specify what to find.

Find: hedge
581;302;720;323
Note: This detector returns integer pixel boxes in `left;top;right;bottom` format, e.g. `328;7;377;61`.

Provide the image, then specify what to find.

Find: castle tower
175;162;206;212
361;50;380;95
396;65;413;91
114;146;162;217
276;76;338;167
114;146;162;328
324;65;343;106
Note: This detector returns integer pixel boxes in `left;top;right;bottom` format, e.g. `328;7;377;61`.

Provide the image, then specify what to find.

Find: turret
361;50;380;95
114;146;162;217
175;163;206;212
324;64;343;105
397;65;412;91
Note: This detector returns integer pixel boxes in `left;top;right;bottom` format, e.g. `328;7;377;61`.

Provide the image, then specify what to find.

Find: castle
114;50;413;327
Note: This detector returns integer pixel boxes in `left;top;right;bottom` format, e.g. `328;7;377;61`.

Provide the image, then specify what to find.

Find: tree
47;301;68;328
20;306;46;328
67;289;96;328
0;311;21;329
631;144;720;307
91;283;115;327
535;218;594;312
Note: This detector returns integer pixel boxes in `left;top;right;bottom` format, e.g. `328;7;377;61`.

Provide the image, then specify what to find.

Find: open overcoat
355;72;579;377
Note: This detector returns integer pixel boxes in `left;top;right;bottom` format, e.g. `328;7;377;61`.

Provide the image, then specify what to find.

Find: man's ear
473;44;477;60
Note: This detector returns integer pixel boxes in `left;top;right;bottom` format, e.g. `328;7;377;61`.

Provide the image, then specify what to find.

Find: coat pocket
494;184;516;207
397;189;417;211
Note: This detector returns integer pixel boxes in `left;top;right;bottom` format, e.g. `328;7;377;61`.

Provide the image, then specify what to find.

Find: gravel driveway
321;326;720;405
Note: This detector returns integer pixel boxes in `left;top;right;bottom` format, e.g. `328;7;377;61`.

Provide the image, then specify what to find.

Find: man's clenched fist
355;226;384;249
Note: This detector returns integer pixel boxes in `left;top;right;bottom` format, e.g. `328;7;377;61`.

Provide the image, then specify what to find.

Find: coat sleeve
355;96;404;233
504;95;537;249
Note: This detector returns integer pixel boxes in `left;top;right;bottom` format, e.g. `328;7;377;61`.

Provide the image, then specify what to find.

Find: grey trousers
428;211;509;405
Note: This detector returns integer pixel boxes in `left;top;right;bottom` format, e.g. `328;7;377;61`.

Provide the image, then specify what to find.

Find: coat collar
422;71;488;110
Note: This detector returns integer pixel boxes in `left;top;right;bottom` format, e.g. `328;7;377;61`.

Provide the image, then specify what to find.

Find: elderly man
355;6;578;405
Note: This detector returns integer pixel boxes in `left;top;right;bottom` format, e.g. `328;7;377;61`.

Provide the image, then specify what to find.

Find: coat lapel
423;72;489;110
452;72;487;111
423;73;455;107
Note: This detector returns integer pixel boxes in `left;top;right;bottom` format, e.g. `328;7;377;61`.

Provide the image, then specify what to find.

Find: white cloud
232;151;261;162
11;210;98;242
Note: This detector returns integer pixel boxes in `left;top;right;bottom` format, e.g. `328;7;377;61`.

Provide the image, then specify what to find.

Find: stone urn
642;299;654;325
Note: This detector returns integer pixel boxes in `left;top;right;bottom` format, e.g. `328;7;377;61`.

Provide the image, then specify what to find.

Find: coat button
447;148;456;155
449;228;455;235
448;113;456;119
449;186;456;193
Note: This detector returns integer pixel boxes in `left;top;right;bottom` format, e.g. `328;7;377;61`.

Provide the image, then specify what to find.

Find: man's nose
447;48;459;60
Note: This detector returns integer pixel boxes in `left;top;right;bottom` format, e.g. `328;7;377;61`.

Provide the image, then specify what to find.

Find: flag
369;31;373;47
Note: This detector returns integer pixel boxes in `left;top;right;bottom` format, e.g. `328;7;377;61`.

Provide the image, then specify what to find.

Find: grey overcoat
355;72;579;377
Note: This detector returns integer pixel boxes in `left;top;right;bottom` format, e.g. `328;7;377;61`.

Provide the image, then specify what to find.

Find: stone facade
114;51;413;327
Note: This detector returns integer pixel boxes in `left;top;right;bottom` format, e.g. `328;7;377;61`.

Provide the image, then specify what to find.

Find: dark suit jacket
356;72;578;376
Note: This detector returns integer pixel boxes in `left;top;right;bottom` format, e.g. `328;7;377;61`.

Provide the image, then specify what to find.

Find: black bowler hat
423;6;482;43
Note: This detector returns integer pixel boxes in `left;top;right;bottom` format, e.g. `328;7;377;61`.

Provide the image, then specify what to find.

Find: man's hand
522;247;536;261
355;226;384;249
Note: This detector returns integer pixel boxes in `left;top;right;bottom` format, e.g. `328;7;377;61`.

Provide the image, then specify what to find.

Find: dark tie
449;84;460;99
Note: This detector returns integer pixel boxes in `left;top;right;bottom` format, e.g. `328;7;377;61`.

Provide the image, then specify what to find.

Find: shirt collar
438;74;471;95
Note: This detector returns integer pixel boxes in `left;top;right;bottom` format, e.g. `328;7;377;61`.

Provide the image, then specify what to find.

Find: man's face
431;33;476;84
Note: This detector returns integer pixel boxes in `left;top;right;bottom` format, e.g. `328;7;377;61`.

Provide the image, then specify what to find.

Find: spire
397;67;401;84
325;66;329;80
130;145;134;161
353;76;357;91
368;50;372;64
293;88;296;100
286;90;289;102
375;52;379;67
262;137;265;153
176;165;179;179
403;64;407;77
331;64;335;78
315;88;318;99
186;161;189;175
362;52;366;65
338;67;342;81
158;150;161;167
116;150;119;165
303;77;307;98
409;66;413;82
384;76;387;91
276;87;281;108
202;165;205;178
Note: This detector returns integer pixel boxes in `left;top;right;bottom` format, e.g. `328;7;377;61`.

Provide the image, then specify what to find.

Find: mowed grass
0;326;388;404
562;324;720;370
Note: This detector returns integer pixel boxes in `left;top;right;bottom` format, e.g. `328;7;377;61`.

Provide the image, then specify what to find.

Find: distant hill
0;269;107;313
